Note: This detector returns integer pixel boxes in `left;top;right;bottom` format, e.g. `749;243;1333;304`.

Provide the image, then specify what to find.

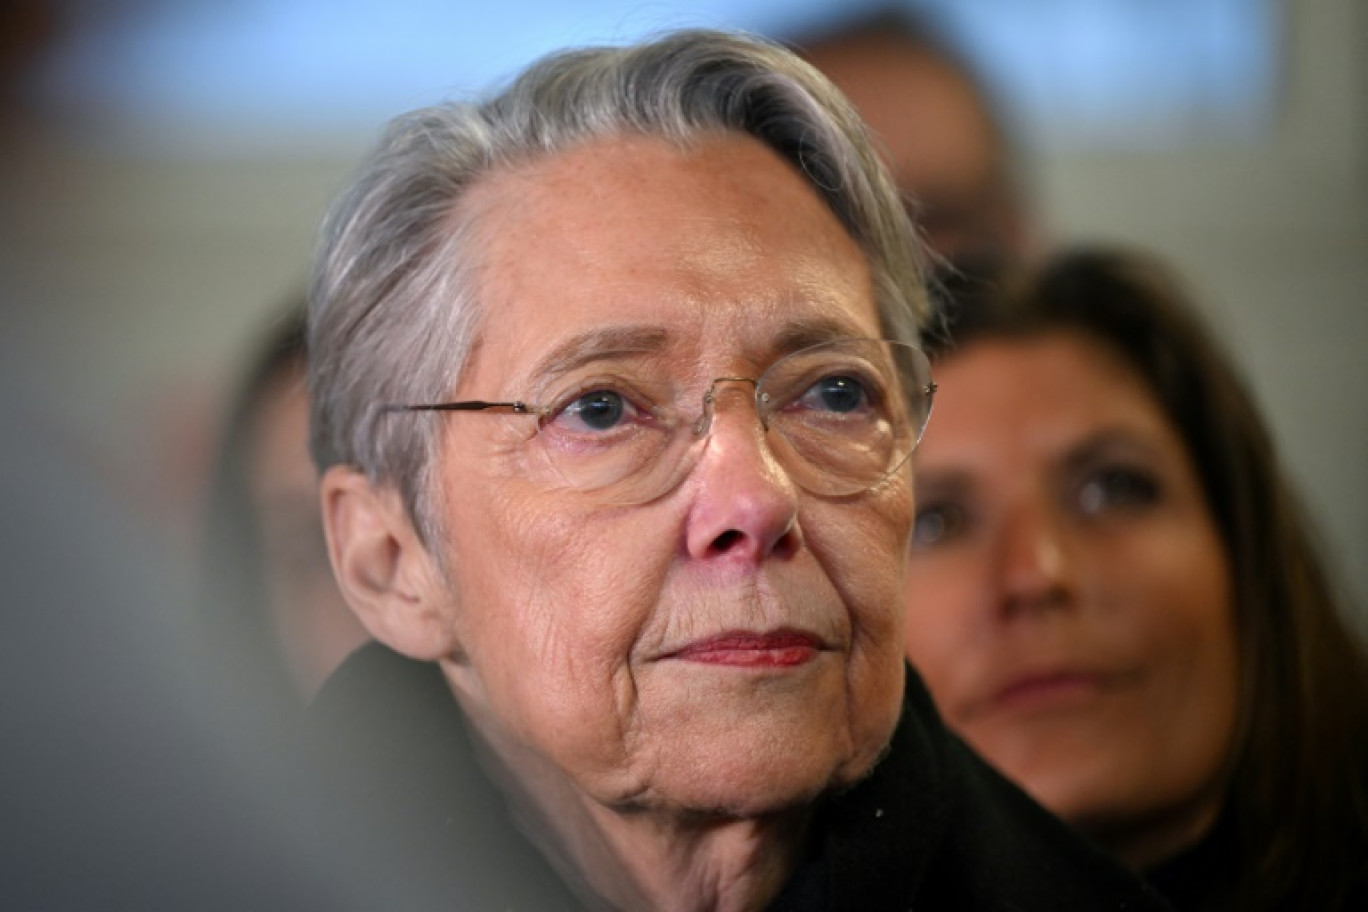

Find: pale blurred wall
0;0;1362;609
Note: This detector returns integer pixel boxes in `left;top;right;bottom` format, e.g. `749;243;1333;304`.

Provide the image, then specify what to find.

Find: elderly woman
302;30;1167;910
905;247;1368;909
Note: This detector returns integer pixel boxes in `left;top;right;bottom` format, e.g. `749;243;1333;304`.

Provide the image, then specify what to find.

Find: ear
320;465;457;662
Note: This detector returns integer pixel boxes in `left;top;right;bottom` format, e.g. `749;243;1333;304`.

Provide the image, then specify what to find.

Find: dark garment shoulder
768;659;1170;911
1141;811;1239;911
305;643;1170;911
303;643;581;911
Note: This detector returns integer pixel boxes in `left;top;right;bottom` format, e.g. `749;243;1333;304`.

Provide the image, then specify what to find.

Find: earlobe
320;466;457;661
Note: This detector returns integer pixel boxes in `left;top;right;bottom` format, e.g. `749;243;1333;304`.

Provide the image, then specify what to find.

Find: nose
691;376;764;436
993;501;1074;617
683;381;800;564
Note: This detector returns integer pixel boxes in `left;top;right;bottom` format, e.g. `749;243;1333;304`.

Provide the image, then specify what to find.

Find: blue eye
560;390;627;431
803;375;870;414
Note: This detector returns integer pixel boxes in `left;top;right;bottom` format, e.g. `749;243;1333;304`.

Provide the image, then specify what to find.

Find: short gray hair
307;28;930;542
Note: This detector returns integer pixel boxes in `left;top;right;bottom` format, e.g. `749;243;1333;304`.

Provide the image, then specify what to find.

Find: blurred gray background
1;0;1363;613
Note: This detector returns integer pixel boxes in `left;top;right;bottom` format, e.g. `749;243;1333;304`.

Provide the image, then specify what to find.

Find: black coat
304;643;1172;911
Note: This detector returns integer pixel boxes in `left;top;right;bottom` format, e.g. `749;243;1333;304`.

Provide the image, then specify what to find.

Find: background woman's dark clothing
1142;811;1240;911
1143;806;1368;911
305;643;1171;910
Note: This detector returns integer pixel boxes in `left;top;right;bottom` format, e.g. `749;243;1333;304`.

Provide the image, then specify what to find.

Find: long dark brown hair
929;246;1368;909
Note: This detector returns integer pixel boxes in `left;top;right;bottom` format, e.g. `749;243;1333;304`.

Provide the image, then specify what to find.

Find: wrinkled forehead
452;131;881;392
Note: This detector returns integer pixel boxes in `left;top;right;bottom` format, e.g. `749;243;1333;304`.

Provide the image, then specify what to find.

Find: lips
996;672;1104;705
667;630;823;668
965;666;1133;720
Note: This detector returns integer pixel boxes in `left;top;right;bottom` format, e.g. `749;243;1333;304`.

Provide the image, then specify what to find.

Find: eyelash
540;378;666;440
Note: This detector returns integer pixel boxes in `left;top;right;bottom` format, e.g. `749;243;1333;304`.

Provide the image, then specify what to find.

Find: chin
644;714;896;820
974;733;1128;825
598;654;905;817
649;752;846;819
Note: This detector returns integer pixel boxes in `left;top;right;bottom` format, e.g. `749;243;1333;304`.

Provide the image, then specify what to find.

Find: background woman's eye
912;502;966;548
561;390;627;431
1078;467;1160;515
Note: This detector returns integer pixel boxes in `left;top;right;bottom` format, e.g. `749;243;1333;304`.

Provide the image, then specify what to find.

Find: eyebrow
526;315;874;386
912;468;975;499
770;316;877;355
529;325;673;386
1060;428;1167;474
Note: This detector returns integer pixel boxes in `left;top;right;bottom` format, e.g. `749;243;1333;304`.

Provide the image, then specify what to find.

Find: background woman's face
425;134;912;818
247;369;367;697
904;332;1239;864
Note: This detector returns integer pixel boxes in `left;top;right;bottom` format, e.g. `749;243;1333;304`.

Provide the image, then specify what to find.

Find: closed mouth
965;667;1134;720
666;630;824;668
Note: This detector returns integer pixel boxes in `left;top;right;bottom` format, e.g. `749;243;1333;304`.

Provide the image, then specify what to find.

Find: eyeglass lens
531;339;932;504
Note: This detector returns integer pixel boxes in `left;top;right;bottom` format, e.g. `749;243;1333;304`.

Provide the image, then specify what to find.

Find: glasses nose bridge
692;375;764;436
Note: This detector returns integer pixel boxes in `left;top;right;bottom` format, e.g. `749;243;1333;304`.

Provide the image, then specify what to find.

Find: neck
554;798;811;912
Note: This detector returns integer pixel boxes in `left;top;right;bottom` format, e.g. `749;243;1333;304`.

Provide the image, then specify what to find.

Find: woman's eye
555;390;632;432
798;375;871;414
911;502;967;548
1077;467;1160;516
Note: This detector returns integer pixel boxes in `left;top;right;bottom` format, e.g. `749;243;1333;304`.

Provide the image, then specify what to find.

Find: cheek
799;491;911;753
902;550;987;690
1097;535;1242;817
442;485;676;749
1095;525;1235;658
1085;523;1241;750
806;484;912;637
1143;538;1239;710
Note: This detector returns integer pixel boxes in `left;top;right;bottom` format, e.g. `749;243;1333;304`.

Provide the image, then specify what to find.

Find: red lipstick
670;631;820;667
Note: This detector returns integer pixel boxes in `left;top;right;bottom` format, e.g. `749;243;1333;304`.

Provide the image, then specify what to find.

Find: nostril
709;529;744;554
704;525;801;560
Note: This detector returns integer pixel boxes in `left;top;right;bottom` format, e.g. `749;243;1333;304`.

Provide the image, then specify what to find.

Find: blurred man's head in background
794;9;1041;295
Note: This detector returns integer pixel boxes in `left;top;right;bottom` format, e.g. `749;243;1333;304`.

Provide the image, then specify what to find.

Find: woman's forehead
923;333;1179;464
457;134;880;389
940;333;1151;406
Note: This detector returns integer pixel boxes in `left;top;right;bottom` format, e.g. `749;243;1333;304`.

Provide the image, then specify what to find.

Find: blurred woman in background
202;303;366;711
904;246;1368;909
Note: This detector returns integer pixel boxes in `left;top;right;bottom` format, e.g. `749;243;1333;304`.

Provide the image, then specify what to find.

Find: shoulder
303;643;584;909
